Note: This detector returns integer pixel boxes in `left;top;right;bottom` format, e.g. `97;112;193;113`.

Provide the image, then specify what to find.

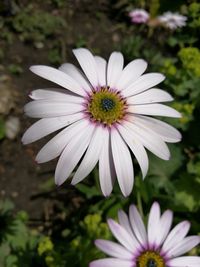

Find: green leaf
76;184;101;199
147;144;184;193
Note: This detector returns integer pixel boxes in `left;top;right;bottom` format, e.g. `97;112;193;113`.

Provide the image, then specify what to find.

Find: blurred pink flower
129;9;149;24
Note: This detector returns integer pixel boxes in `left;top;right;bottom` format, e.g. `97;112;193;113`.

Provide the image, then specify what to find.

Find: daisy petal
22;113;83;144
117;124;149;178
123;73;165;97
118;209;137;240
128;103;181;118
30;65;85;96
111;129;134;197
55;123;94;185
162;221;191;253
155;210;173;248
108;219;140;252
147;202;161;248
133;115;181;143
24;100;84;118
116;59;147;91
90;258;133;267
107;52;124;88
73;48;99;87
29;88;78;100
95;239;133;260
167;256;200;267
95;56;107;87
35;119;88;163
129;205;148;245
59;63;91;93
127;88;173;105
124;120;170;160
99;130;115;197
166;236;200;258
71;126;105;185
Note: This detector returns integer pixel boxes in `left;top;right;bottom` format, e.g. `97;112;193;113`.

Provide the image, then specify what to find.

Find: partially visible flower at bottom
90;202;200;267
158;12;187;30
129;9;150;24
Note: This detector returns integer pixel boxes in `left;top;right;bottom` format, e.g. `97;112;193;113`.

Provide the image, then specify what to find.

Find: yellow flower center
137;251;165;267
87;87;126;125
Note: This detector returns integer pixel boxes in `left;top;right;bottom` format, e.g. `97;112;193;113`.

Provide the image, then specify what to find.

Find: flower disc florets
87;87;126;126
137;251;165;267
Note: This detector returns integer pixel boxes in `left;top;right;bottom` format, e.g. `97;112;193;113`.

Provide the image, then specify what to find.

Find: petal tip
152;201;160;209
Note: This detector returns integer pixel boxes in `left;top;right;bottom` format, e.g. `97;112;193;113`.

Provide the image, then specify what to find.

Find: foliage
178;47;200;77
11;6;65;43
188;2;200;28
0;200;42;267
0;118;5;140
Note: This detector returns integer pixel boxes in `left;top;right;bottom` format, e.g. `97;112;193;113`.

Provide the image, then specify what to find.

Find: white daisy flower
158;12;187;30
129;9;150;24
22;48;181;197
90;202;200;267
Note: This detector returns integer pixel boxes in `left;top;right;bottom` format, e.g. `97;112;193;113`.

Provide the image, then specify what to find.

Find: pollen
87;87;127;125
137;251;165;267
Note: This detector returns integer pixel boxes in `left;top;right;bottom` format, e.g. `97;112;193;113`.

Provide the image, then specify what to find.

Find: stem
137;190;144;219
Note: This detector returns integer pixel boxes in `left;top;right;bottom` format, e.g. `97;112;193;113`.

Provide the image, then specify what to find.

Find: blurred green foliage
188;2;200;28
0;118;5;140
11;5;65;43
178;47;200;77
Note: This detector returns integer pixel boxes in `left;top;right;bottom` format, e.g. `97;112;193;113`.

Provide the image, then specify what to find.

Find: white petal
127;88;173;105
107;52;124;88
162;221;191;253
22;113;83;144
155;210;173;248
72;48;99;87
95;239;133;260
108;219;140;252
71;126;105;185
129;205;148;245
95;56;107;87
123;73;165;97
118;210;137;241
133;115;181;143
167;256;200;267
35;119;88;163
166;236;200;258
55;123;94;185
111;129;134;197
147;202;161;247
24;100;84;118
99;130;115;197
128;103;181;118
59;63;91;93
29;88;77;100
116;59;147;91
90;258;133;267
124;119;170;160
30;65;85;96
117;124;149;178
